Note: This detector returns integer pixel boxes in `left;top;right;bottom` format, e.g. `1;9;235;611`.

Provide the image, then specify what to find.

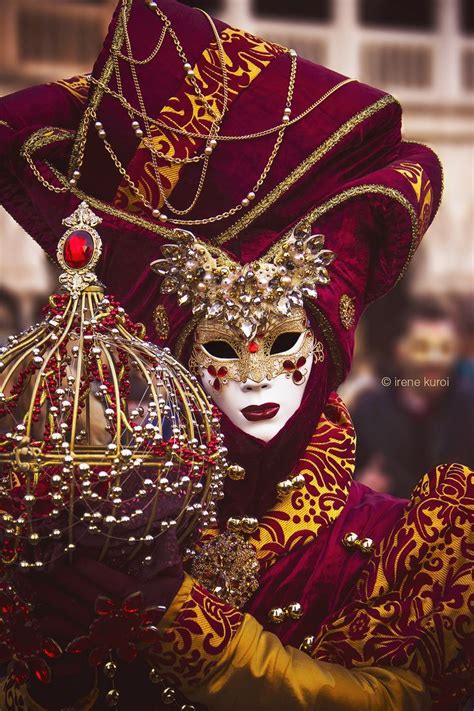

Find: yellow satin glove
184;613;430;711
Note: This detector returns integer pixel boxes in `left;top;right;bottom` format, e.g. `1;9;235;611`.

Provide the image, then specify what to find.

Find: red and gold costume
0;1;472;709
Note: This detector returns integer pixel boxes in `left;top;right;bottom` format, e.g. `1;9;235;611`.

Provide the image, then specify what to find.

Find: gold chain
26;0;356;227
86;73;355;144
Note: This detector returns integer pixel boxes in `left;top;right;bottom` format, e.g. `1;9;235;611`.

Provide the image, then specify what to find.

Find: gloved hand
31;531;184;645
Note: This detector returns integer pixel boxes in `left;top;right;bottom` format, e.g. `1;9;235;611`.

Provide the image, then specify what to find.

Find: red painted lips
241;403;280;421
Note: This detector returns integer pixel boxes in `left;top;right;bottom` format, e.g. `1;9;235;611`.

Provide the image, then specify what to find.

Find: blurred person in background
352;299;474;497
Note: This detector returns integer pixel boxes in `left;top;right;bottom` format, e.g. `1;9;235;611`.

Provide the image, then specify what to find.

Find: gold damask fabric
311;461;474;706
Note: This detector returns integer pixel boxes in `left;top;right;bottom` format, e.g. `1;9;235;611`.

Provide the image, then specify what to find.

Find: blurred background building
0;0;473;495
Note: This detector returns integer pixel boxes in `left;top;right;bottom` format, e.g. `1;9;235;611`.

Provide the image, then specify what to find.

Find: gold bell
342;531;360;549
359;537;375;555
241;516;258;534
286;601;304;620
268;607;287;624
228;464;246;480
291;473;305;489
226;516;242;533
276;479;293;499
299;635;315;654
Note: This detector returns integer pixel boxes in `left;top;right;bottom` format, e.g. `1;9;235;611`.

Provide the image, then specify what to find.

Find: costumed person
0;1;472;709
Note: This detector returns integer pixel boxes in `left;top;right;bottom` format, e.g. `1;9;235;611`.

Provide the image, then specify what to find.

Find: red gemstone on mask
217;367;228;377
248;340;259;353
208;365;217;377
213;378;221;391
283;360;295;371
63;230;94;268
296;356;306;368
293;370;304;383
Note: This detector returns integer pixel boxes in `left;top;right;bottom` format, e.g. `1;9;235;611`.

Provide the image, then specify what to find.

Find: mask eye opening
269;331;304;355
201;340;239;359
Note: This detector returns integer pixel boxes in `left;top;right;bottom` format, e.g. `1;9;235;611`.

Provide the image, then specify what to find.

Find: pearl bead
98;129;106;139
186;69;195;77
135;128;144;138
131;120;140;129
152;208;160;218
209;138;218;148
94;121;103;129
247;191;256;200
289;48;297;57
241;198;250;207
282;115;290;123
204;146;213;156
183;62;192;71
69;178;77;186
284;107;292;115
73;170;81;178
159;213;168;222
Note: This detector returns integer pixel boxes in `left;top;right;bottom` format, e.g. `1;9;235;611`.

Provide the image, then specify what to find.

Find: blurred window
359;0;435;30
253;0;331;22
460;0;474;34
178;0;221;12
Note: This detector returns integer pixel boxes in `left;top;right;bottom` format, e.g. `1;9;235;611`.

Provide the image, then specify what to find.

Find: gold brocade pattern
392;161;433;237
311;462;474;707
198;393;353;570
114;27;286;214
150;578;244;691
53;75;90;105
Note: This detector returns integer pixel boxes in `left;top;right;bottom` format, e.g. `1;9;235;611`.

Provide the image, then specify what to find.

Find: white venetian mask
190;307;324;442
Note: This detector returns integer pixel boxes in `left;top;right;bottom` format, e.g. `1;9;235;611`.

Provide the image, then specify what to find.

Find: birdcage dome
0;203;231;572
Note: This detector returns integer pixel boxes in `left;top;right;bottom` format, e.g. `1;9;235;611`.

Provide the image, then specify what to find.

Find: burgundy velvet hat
0;0;442;386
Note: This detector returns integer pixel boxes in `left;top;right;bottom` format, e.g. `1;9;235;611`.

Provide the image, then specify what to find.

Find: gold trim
402;139;444;220
262;184;419;284
68;0;132;173
174;314;201;363
20;127;75;158
213;94;399;245
305;300;344;386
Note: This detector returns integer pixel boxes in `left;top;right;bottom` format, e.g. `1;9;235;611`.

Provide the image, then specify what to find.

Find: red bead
248;340;259;353
217;367;228;377
207;365;217;377
63;230;94;268
293;370;303;383
296;356;306;368
283;360;295;371
213;378;221;392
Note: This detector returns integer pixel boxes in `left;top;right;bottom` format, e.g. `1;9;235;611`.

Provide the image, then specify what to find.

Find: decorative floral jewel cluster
151;221;336;340
0;582;62;686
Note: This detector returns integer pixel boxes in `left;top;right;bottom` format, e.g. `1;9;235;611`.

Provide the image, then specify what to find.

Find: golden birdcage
0;202;231;572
